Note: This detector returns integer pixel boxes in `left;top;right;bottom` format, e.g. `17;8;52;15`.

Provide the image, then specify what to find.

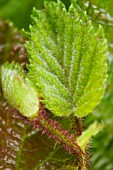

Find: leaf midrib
14;126;27;170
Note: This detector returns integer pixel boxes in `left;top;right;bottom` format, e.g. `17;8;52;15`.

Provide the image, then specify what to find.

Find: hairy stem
71;116;85;137
34;110;89;170
11;107;89;170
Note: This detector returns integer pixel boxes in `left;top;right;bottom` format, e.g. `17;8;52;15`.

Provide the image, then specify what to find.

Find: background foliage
0;0;113;170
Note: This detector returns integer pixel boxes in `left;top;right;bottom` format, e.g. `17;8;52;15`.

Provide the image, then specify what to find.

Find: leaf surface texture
27;1;108;117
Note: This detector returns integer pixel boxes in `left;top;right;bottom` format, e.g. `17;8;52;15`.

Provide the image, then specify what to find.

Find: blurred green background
0;0;71;29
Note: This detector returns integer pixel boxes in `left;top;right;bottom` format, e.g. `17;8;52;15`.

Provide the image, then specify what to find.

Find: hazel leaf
1;62;39;119
77;122;103;151
0;19;68;169
26;0;108;117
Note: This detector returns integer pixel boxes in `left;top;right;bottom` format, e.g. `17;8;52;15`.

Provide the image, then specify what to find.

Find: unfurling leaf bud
0;62;39;119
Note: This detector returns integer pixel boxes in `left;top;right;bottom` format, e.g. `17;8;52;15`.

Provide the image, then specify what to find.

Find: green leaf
77;122;102;151
1;62;39;119
74;1;113;169
0;19;71;170
27;0;108;117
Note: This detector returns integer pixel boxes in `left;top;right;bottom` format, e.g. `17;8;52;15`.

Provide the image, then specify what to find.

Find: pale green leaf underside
27;0;108;117
1;62;39;119
77;122;102;151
